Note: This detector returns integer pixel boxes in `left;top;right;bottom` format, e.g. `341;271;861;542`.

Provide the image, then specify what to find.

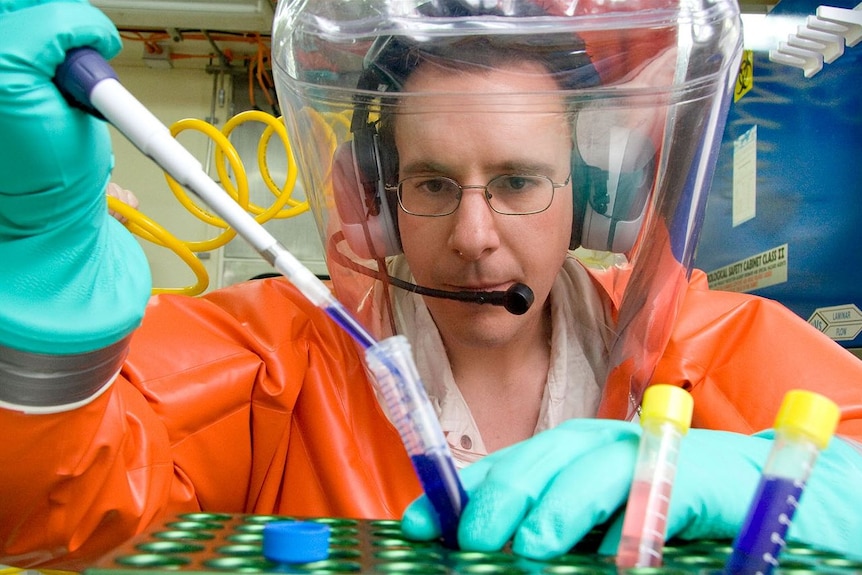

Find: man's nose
447;188;500;259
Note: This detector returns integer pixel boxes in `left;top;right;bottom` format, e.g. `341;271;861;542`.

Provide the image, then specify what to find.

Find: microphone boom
388;277;534;315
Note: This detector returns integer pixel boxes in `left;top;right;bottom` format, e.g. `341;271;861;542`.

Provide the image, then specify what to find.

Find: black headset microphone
326;233;536;316
386;276;535;315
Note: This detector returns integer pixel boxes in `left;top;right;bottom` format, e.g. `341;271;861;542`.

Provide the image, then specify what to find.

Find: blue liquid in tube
411;451;467;548
725;476;803;574
364;336;468;549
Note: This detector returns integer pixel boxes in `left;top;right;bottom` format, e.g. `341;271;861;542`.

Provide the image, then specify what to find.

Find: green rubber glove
401;419;862;560
0;0;151;355
401;419;641;555
647;430;862;559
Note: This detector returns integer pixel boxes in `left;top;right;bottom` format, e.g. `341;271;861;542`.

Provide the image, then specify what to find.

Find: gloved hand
402;419;643;555
401;418;862;560
0;0;151;356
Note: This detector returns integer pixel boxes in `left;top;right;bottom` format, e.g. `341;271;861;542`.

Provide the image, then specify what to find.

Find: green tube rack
84;513;862;575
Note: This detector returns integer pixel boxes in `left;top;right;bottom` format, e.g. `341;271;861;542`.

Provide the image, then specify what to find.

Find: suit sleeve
652;272;862;441
0;278;417;569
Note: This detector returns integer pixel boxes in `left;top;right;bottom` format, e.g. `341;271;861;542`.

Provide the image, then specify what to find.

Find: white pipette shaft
90;80;335;308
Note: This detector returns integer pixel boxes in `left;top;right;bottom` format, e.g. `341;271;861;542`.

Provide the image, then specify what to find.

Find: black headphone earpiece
329;43;404;260
331;125;401;260
331;38;407;259
575;125;656;253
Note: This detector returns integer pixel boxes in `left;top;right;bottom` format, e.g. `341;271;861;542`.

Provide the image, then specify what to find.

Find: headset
333;12;657;260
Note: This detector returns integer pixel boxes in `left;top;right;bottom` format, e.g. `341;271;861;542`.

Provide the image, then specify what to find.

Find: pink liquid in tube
617;478;673;566
615;385;693;570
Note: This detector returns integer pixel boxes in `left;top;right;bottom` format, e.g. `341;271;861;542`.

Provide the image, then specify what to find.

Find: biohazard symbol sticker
734;50;754;101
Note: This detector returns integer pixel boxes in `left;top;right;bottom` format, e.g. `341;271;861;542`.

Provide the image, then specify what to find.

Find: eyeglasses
388;173;571;217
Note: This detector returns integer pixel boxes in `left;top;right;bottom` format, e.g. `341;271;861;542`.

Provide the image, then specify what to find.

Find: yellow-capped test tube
724;390;840;575
616;384;694;568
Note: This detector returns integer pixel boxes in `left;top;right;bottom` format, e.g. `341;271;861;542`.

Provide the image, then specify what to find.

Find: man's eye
417;178;450;194
497;176;537;192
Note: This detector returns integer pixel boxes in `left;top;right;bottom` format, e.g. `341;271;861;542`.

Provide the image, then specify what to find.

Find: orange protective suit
1;271;861;570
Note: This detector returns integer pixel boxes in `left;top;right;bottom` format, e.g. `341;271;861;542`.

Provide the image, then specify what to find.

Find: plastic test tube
616;384;694;569
724;389;840;575
365;336;468;547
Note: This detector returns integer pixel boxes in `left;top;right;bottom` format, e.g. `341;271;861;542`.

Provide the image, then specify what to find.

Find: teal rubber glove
653;430;862;559
0;0;151;355
401;419;642;555
401;419;862;560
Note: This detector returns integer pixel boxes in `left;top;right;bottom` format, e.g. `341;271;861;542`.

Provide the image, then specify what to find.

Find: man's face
394;61;574;349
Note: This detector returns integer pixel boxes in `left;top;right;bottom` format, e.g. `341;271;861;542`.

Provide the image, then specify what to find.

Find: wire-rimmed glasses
389;173;571;217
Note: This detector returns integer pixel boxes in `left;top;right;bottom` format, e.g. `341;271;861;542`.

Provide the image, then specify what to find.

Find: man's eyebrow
398;161;450;176
399;160;560;177
494;160;559;175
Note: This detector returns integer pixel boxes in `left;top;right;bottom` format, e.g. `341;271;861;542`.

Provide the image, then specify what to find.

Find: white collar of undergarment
387;256;614;468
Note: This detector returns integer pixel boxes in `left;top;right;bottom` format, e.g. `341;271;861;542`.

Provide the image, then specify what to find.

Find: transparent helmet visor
272;0;742;418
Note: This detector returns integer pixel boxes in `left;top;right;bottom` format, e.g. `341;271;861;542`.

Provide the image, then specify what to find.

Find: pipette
724;389;839;575
616;384;693;569
53;47;467;547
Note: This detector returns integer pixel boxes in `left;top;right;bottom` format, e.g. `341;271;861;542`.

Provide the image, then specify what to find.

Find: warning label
808;304;862;342
734;50;754;102
705;244;788;293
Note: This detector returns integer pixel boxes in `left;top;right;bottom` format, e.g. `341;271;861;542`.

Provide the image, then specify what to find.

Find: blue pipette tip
262;521;331;564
